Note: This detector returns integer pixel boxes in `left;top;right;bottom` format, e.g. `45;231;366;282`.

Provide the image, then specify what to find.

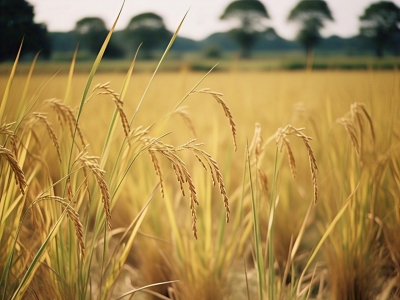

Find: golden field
1;64;399;299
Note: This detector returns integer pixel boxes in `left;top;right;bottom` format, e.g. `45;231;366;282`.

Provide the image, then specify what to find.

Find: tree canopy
74;17;124;58
359;1;400;57
288;0;334;56
220;0;270;58
0;0;51;62
125;12;171;59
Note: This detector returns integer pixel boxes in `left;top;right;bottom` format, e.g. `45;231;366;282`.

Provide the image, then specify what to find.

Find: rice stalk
0;145;27;194
93;82;130;139
186;145;230;223
130;10;188;125
337;102;375;161
100;186;157;300
143;137;230;238
64;47;78;105
45;98;86;149
337;117;360;154
173;106;197;138
257;168;269;197
0;41;23;122
73;150;112;230
30;113;61;162
297;183;359;297
249;123;269;196
34;195;85;258
248;123;263;161
0;122;18;157
99;45;141;171
275;125;318;203
148;150;164;198
351;102;375;144
0;122;16;137
191;88;237;151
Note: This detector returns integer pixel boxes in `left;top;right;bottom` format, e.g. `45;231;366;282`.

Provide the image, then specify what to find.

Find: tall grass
0;10;235;300
1;17;399;300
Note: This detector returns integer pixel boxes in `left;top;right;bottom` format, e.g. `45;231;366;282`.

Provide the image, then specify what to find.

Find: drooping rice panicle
173;106;197;138
45;98;86;149
31;113;61;162
337;117;360;154
191;88;237;151
275;125;319;203
148;150;164;198
0;145;27;194
93;82;131;138
34;195;85;259
74;151;112;230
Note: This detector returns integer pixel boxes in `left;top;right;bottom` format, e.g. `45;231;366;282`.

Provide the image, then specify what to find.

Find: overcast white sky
28;0;400;40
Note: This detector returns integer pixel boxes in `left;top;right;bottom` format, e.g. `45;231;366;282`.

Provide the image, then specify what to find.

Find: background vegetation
1;0;400;66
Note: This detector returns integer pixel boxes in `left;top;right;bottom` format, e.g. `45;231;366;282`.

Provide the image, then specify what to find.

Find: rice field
1;51;399;300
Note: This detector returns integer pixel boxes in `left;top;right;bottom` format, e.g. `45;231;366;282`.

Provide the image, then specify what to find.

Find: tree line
1;0;400;62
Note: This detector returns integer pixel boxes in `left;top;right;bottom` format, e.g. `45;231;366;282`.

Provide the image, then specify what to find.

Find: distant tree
204;45;222;58
74;17;124;58
287;0;334;57
220;0;270;58
125;13;171;59
359;1;400;57
0;0;51;62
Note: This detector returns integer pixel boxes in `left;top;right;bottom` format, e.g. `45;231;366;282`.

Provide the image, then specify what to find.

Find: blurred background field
1;54;400;74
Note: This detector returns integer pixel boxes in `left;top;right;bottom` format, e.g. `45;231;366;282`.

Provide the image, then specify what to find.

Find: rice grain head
0;145;27;194
144;137;230;238
276;125;318;203
74;151;112;230
191;88;237;151
31;113;61;162
93;82;131;139
35;195;85;258
45;98;86;149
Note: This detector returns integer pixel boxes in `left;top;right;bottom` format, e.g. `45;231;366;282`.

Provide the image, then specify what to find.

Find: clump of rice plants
0;10;236;299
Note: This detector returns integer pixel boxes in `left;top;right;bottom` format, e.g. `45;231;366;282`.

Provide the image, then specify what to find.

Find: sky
28;0;400;41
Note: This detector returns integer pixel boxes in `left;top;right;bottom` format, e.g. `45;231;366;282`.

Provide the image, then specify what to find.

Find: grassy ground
1;55;399;299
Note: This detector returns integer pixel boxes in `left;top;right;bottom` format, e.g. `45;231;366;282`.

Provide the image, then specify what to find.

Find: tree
220;0;269;58
74;17;124;58
0;0;51;62
288;0;334;57
359;1;400;57
125;13;171;59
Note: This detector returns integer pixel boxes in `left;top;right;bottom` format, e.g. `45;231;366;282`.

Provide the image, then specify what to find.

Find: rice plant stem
66;1;124;178
0;40;22;122
10;207;69;300
247;143;264;300
170;64;218;114
297;182;359;296
130;11;188;126
115;280;179;300
267;147;280;300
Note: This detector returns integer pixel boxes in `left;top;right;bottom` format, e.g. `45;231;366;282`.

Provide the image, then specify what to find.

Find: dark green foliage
125;12;172;59
220;0;269;20
74;17;124;58
0;0;51;61
220;0;270;58
359;1;400;57
203;45;222;58
287;0;334;56
287;0;333;22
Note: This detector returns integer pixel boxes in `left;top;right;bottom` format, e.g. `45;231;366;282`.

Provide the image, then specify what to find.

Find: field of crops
1;52;399;299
